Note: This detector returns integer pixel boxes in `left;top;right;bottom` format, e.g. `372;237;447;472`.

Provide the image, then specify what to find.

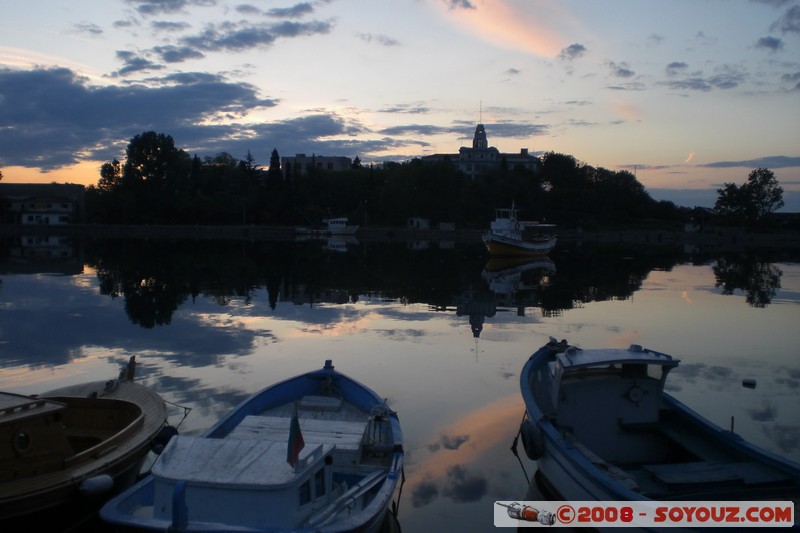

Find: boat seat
644;461;792;488
657;423;728;462
565;433;641;492
229;415;365;453
645;461;743;487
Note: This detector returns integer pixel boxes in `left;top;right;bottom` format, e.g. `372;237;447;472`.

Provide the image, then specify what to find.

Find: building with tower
423;124;540;179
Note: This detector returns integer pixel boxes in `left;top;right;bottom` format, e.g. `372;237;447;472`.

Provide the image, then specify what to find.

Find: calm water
1;235;799;532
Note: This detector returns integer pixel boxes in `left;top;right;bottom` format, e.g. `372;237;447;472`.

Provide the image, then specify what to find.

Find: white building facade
424;124;540;179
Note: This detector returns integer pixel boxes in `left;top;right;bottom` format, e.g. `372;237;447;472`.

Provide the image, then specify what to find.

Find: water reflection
1;236;797;369
1;235;799;532
713;252;782;307
5;236;775;330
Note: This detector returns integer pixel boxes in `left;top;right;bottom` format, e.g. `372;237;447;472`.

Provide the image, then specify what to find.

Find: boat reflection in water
481;256;555;309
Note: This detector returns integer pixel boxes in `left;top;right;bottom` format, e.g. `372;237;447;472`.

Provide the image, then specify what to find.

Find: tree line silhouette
84;131;781;228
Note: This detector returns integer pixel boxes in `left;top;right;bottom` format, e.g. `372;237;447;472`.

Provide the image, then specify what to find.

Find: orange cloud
612;100;644;122
405;393;525;488
438;0;567;57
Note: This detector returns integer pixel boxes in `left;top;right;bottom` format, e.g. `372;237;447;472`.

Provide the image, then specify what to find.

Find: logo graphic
496;502;556;525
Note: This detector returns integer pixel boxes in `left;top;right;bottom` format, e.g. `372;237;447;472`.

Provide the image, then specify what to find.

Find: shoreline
2;223;799;249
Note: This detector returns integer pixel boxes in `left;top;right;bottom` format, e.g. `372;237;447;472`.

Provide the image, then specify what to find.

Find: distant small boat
518;339;800;508
483;204;556;256
101;360;404;532
0;357;169;527
297;217;359;236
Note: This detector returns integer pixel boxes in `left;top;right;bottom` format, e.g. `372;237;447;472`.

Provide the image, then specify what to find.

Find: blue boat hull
101;362;403;532
519;341;800;513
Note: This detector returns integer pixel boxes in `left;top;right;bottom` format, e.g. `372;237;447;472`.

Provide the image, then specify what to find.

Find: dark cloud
115;50;164;75
505;67;521;75
607;82;646;91
72;22;104;35
378;124;451;136
236;4;262;16
358;33;401;46
756;36;784;51
0;67;277;170
660;64;747;91
442;465;487;503
771;5;800;33
113;19;137;29
151;20;192;32
702;156;800;169
378;121;546;141
179;20;333;54
126;0;214;16
440;434;470;450
559;43;587;60
411;480;439;507
267;3;315;18
764;424;800;455
607;61;635;78
446;0;476;9
782;71;800;91
378;103;430;114
749;404;777;422
665;61;688;76
485;122;548;138
153;45;206;63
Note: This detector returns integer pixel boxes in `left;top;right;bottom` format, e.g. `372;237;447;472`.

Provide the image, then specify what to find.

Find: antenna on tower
479;100;483;123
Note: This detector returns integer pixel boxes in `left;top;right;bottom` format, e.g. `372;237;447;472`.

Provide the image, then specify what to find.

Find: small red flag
287;404;305;467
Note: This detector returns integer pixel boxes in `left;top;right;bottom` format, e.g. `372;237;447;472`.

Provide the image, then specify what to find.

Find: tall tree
267;148;283;187
715;167;784;223
122;131;182;187
98;159;122;192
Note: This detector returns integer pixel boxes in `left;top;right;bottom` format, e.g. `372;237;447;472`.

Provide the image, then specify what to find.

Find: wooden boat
101;360;404;532
519;339;800;508
483;204;556;256
0;357;169;527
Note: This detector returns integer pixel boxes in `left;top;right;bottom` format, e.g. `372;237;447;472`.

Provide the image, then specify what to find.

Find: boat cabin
322;217;349;230
549;345;679;463
151;395;392;530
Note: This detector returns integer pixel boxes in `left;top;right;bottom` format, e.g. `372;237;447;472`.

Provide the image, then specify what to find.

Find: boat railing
305;469;388;528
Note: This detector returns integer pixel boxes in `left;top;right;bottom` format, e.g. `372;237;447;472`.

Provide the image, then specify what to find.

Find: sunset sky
1;0;799;209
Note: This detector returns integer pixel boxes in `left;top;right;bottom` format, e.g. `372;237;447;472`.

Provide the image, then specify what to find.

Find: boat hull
483;232;556;256
519;341;800;509
101;361;403;532
0;377;168;526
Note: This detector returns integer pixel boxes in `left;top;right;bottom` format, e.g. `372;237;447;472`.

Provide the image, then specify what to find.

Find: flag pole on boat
288;401;305;469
